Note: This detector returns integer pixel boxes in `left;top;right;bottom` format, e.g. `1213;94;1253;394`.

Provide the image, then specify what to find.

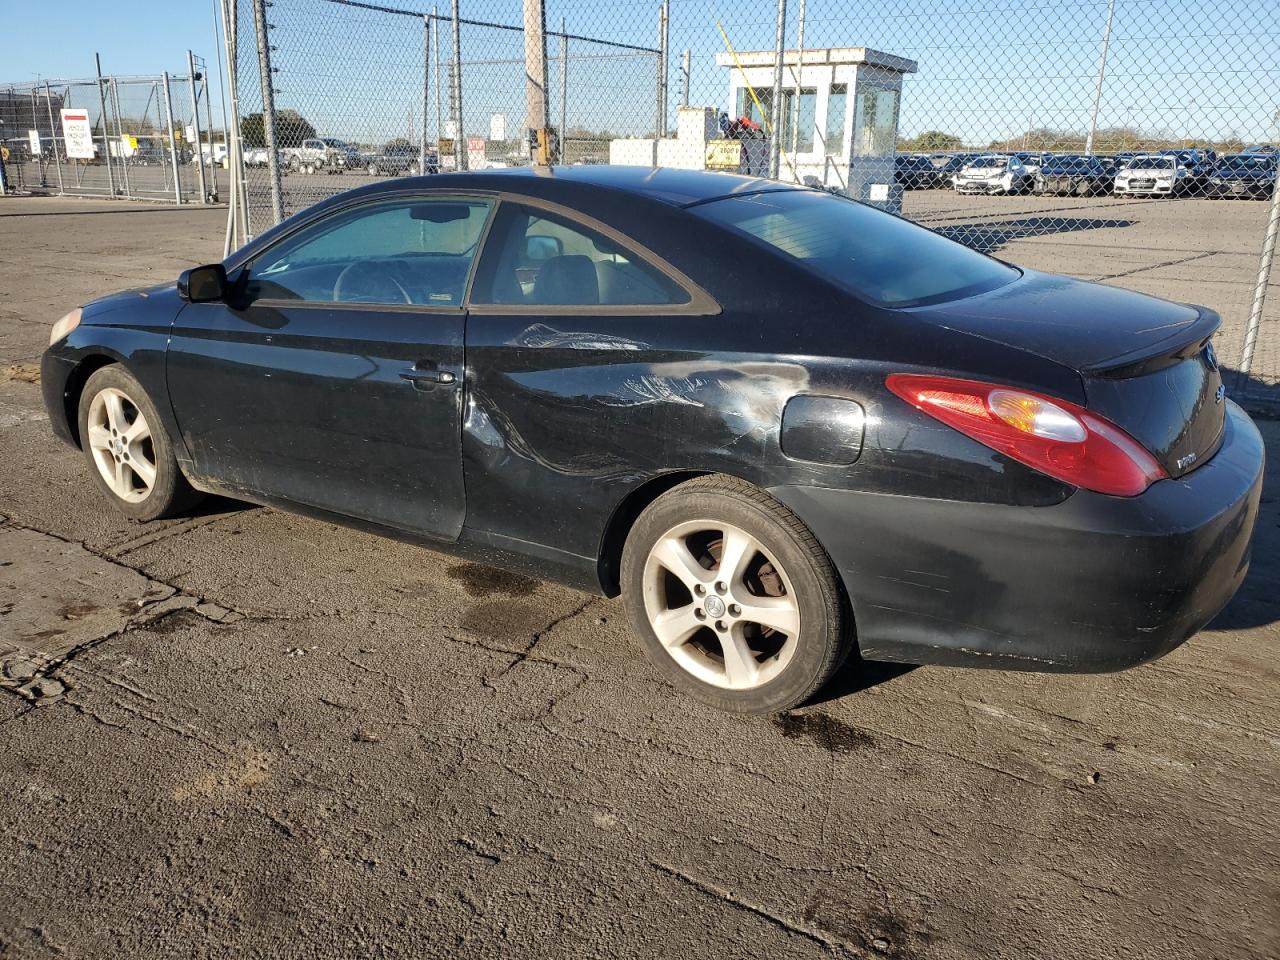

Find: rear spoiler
1083;306;1221;379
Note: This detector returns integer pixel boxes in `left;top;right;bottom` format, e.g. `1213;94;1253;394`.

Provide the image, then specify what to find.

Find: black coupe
41;167;1264;713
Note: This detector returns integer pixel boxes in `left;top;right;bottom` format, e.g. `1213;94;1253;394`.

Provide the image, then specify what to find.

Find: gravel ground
0;193;1277;960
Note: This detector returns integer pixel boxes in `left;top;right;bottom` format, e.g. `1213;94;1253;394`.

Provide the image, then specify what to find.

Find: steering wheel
333;261;413;305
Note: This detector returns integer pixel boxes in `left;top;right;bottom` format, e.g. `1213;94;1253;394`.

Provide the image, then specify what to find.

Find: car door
460;198;719;562
167;194;494;540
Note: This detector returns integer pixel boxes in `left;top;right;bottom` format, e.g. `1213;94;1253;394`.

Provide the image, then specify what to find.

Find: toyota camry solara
41;167;1264;713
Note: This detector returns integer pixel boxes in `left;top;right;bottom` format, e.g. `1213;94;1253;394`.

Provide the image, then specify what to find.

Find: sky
5;0;1278;148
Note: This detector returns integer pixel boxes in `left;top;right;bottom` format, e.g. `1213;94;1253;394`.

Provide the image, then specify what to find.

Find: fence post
1084;0;1115;156
44;82;65;195
1236;164;1280;395
421;16;431;175
161;71;184;204
433;6;443;142
95;54;118;196
768;0;787;179
656;0;669;137
187;51;209;204
109;79;133;198
680;49;690;107
200;55;219;201
559;18;568;162
792;0;806;155
451;0;465;171
251;0;285;223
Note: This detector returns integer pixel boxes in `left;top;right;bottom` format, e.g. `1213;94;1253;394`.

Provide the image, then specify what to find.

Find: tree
240;110;317;149
905;130;962;152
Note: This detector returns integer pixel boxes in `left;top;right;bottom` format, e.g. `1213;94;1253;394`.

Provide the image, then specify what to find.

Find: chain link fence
1;59;224;205
222;0;1279;409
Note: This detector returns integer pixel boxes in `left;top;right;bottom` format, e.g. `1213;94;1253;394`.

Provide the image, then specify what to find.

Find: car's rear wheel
621;476;852;714
78;366;202;522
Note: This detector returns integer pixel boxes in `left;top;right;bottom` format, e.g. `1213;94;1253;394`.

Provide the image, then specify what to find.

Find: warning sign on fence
60;109;95;159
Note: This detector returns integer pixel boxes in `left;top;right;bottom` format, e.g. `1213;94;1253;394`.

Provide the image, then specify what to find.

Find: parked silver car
1113;155;1187;197
953;154;1034;195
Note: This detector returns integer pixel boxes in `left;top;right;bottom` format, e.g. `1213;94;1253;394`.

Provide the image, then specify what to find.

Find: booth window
853;87;899;157
825;84;847;156
780;88;816;152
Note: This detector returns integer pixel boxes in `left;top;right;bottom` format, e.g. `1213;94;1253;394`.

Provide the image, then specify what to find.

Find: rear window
693;189;1019;308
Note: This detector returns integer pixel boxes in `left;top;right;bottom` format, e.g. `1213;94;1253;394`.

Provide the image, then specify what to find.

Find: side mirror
525;234;563;262
178;263;228;303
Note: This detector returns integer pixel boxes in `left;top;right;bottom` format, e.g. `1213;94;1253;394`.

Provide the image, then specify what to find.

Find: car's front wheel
621;476;852;714
78;365;202;522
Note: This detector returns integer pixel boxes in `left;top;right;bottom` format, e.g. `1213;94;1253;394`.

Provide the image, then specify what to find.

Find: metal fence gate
0;58;222;205
221;0;1280;410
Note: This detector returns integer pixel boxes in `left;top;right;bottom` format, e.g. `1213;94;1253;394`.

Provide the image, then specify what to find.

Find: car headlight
49;307;82;346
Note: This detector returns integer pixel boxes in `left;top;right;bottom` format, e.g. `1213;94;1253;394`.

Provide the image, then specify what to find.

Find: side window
242;198;492;306
473;204;690;307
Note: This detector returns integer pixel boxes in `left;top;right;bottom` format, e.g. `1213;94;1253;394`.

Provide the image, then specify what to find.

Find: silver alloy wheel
86;387;157;503
642;519;800;690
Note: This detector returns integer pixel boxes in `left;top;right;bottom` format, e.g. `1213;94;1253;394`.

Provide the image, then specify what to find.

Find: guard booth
714;47;917;212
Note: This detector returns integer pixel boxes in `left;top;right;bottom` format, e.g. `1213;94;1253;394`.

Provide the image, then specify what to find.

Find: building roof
714;47;918;74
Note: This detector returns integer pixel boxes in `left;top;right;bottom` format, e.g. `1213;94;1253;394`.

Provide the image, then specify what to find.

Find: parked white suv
1113;155;1186;197
953;154;1034;195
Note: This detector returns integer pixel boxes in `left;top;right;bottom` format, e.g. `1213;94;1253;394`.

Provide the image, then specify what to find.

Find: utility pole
1085;0;1115;156
523;0;551;164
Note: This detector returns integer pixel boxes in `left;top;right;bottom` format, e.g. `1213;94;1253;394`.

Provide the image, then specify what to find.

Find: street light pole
1084;0;1116;156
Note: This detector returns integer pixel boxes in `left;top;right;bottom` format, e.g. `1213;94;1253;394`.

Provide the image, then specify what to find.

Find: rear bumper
1207;182;1272;198
769;401;1264;673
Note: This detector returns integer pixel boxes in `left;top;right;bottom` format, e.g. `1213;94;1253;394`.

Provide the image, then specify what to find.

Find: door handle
400;367;457;389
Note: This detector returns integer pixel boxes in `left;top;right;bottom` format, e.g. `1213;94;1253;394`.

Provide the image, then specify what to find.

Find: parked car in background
1114;155;1188;197
1206;154;1277;199
1010;152;1047;178
42;168;1263;715
954;154;1034;194
894;154;939;189
930;153;981;187
365;143;439;177
1035;155;1113;196
286;137;362;174
1160;149;1215;193
1242;144;1277;156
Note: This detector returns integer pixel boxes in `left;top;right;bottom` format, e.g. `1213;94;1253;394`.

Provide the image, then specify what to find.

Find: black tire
620;475;853;714
77;365;202;522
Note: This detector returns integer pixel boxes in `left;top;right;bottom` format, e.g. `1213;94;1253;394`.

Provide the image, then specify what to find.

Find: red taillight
886;374;1166;497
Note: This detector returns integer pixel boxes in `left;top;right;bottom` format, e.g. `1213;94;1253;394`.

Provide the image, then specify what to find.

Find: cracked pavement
1;196;1278;959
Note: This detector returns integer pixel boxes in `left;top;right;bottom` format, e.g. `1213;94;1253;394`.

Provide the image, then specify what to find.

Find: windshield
970;156;1007;169
1125;157;1174;170
693;189;1019;308
1220;155;1275;170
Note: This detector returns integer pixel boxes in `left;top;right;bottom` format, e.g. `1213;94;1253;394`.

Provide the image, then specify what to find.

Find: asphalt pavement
0;194;1277;960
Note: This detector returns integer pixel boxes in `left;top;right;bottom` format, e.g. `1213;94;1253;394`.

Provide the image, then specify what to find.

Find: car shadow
806;651;918;706
935;216;1134;254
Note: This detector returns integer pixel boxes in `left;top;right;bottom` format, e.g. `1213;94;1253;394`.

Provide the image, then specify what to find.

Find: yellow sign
705;139;742;170
174;128;183;141
437;137;454;155
124;135;138;150
0;146;9;162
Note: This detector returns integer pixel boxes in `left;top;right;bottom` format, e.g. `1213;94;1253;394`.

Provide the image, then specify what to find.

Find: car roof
410;165;802;207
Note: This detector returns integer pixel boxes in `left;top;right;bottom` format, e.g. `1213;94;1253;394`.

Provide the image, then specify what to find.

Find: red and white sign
60;109;95;159
466;136;486;171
